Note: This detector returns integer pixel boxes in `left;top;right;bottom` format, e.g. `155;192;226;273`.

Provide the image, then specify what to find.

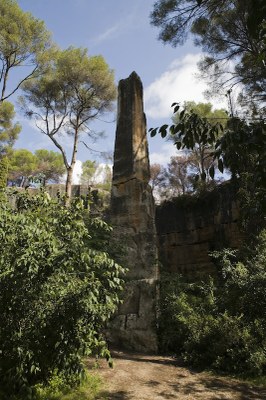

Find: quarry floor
88;351;266;400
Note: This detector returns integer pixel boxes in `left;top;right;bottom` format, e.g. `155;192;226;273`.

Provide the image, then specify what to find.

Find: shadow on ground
90;351;266;400
96;390;133;400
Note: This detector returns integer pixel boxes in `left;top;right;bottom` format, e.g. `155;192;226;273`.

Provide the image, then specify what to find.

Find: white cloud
90;5;143;47
94;163;112;183
91;23;122;45
144;53;227;119
71;161;113;185
72;160;82;184
61;160;82;185
149;142;183;166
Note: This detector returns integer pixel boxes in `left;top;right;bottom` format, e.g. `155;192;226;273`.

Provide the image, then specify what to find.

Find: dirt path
88;351;266;400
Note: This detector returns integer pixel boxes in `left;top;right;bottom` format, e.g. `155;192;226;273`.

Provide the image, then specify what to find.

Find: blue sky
13;0;227;180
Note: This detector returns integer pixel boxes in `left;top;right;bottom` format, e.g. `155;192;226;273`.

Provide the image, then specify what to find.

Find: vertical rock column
109;72;159;353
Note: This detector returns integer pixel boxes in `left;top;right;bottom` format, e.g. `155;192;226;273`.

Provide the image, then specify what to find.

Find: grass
0;373;103;400
34;373;102;400
243;375;266;388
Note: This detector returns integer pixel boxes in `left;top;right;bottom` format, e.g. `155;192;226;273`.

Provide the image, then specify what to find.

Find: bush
0;156;8;189
0;190;125;398
33;371;102;400
159;231;266;377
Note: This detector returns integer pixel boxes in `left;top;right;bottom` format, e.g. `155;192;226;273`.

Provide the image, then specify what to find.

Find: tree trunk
1;68;9;102
64;126;79;206
65;166;73;206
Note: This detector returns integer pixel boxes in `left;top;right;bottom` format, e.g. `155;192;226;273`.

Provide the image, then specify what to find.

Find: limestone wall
155;183;243;278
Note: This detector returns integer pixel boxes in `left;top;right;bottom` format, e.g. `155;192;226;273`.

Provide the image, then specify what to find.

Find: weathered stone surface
112;71;150;184
156;183;244;278
109;72;159;353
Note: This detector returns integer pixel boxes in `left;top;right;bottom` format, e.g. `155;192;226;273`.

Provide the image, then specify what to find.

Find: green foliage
171;102;227;185
0;101;21;156
215;118;266;235
8;148;37;183
150;105;265;193
150;102;222;151
0;190;124;397
8;149;65;186
0;156;8;189
80;160;98;186
149;103;223;182
179;101;228;127
0;0;54;102
21;47;116;138
159;230;266;377
0;371;102;400
215;118;266;183
33;371;102;400
34;149;65;184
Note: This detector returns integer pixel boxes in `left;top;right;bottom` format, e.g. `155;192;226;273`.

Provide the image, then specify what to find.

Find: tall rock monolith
109;72;159;353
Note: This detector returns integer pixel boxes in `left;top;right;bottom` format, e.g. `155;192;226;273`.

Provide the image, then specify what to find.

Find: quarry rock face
109;72;159;353
156;183;243;278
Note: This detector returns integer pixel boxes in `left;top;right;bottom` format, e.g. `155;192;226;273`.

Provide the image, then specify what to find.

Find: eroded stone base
107;279;158;353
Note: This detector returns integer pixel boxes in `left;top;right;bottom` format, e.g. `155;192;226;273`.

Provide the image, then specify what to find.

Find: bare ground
87;351;266;400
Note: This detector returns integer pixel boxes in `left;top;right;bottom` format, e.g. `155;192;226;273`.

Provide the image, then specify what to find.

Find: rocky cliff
156;183;243;278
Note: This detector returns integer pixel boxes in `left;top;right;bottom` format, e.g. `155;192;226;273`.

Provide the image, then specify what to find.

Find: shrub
159;231;266;377
0;190;124;397
0;156;8;189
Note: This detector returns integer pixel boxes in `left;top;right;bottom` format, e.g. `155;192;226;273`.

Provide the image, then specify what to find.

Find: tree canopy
0;0;54;102
34;149;65;184
8;148;37;186
80;160;98;186
20;47;116;203
150;0;266;110
0;101;21;157
8;148;65;186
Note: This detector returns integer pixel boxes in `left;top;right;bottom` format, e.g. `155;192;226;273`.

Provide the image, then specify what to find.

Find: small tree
21;47;116;205
96;164;112;192
170;102;228;182
150;163;165;199
8;149;65;187
150;103;223;182
166;155;192;195
80;160;98;186
8;148;37;187
35;149;65;184
150;157;192;202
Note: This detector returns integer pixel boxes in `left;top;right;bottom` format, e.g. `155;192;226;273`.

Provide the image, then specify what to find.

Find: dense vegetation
160;229;266;376
0;190;124;398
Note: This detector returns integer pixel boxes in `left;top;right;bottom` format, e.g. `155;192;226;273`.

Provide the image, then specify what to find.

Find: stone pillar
109;72;159;353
